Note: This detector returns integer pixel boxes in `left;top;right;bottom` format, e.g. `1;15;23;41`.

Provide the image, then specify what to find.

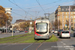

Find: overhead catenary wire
40;1;74;11
12;11;27;20
36;0;45;12
12;11;24;17
27;0;62;8
8;0;35;17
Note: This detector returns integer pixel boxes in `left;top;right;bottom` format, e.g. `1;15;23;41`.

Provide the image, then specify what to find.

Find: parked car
73;31;75;37
9;30;15;33
54;30;58;34
19;31;24;32
25;30;28;33
59;31;70;38
0;31;2;34
57;29;63;36
51;30;55;33
25;31;28;33
15;30;20;33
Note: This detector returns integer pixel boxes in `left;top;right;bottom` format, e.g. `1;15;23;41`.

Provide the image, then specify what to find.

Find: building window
74;16;75;18
74;9;75;10
58;13;59;15
58;9;61;11
66;16;67;18
74;12;75;14
62;12;64;14
71;16;73;18
71;19;73;22
71;12;73;14
74;20;75;22
71;23;73;26
74;23;75;27
62;9;64;11
66;12;67;14
66;20;67;22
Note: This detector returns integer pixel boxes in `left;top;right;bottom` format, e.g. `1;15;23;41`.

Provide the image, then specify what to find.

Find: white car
54;30;58;34
59;31;70;38
51;30;54;33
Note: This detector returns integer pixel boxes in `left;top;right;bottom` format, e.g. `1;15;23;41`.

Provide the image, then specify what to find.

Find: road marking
36;40;46;50
61;42;63;43
61;41;66;45
60;41;74;50
70;48;74;50
23;40;39;50
36;43;43;50
23;44;33;50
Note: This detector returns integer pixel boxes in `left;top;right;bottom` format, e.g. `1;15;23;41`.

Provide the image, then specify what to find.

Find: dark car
0;31;2;34
9;30;15;33
25;30;28;33
57;29;63;36
74;33;75;37
19;31;24;32
73;30;75;37
25;31;28;33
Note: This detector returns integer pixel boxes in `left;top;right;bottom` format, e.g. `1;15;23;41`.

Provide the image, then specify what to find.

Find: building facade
5;8;12;14
55;5;75;30
49;12;55;29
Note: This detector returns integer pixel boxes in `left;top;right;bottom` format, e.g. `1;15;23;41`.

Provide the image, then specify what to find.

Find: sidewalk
0;32;26;38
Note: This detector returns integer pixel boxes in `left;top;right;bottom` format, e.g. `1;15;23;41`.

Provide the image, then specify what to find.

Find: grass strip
0;32;58;44
45;34;58;42
0;32;34;44
19;34;58;43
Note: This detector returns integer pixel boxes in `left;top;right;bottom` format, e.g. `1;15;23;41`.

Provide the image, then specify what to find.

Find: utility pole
62;13;64;30
53;19;55;30
69;6;71;33
12;25;13;36
44;13;50;19
29;18;32;33
6;21;7;33
35;11;38;19
58;15;60;30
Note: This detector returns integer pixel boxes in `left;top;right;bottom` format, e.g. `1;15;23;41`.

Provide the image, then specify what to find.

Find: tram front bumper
34;35;49;39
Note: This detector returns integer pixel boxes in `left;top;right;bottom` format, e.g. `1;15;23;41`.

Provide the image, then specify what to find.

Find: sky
0;0;74;24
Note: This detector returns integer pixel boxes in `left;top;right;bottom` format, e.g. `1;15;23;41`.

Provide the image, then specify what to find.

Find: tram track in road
36;40;46;50
23;40;39;50
23;40;46;50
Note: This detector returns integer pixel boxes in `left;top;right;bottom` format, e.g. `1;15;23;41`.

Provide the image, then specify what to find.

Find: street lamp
6;20;10;33
12;24;17;36
12;25;14;36
29;18;32;33
69;6;71;33
62;13;64;30
57;15;60;30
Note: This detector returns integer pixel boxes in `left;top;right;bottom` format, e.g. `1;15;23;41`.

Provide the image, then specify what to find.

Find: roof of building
58;6;75;12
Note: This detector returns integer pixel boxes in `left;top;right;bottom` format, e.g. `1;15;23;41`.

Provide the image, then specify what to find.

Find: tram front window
36;23;48;32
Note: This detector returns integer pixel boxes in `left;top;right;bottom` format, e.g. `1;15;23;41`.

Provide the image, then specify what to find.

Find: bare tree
65;20;69;29
53;19;62;29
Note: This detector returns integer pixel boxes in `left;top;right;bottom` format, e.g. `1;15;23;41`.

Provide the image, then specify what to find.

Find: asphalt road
54;33;75;50
0;32;26;38
0;42;58;50
0;33;75;50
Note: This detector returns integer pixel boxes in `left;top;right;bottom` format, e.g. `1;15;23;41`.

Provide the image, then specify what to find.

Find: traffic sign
65;24;67;26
